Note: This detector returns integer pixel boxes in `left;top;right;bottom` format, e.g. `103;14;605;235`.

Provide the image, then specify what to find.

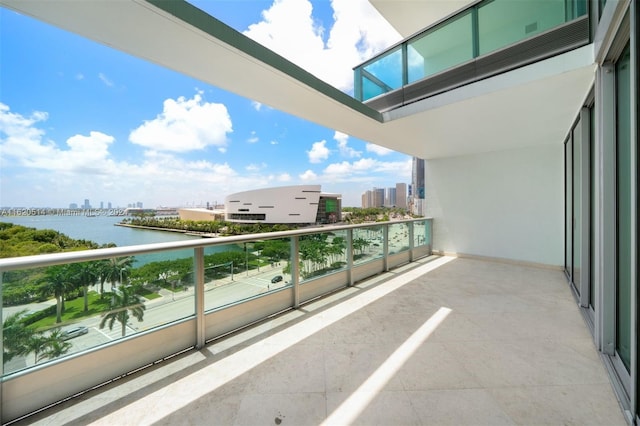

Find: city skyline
0;1;408;208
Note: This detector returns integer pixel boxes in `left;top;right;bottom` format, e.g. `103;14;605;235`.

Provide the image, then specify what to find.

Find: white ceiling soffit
2;0;595;161
380;45;596;159
370;0;476;37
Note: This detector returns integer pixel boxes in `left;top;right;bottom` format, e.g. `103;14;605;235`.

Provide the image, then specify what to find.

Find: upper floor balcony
354;0;590;112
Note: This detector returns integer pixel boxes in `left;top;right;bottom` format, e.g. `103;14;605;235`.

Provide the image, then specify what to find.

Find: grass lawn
30;288;159;329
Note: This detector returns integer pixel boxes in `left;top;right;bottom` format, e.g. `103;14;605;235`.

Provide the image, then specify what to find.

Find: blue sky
0;0;407;208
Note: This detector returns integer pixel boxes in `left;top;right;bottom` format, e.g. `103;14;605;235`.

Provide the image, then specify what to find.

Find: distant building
385;187;396;207
395;183;407;209
83;199;91;209
178;208;225;221
410;158;425;216
361;183;408;209
225;185;341;224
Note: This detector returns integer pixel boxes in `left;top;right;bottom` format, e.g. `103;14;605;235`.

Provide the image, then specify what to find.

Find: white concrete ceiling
2;0;595;161
370;0;476;37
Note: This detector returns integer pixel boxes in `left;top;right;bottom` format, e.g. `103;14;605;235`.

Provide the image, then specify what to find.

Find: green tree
42;265;72;323
100;286;146;337
37;330;72;363
3;310;34;364
103;257;134;291
69;261;100;312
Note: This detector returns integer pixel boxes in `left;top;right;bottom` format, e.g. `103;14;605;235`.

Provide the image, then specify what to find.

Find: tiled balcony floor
14;256;626;425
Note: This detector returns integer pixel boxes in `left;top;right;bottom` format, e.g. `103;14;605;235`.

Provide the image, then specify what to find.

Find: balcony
354;0;590;112
4;239;626;424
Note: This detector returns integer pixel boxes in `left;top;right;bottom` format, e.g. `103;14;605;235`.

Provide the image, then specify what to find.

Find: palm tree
69;261;99;312
100;286;145;337
3;310;34;364
103;257;134;291
37;330;72;363
42;265;72;323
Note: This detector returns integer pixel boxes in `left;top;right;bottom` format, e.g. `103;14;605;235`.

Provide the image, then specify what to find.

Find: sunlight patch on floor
91;256;456;425
321;306;452;425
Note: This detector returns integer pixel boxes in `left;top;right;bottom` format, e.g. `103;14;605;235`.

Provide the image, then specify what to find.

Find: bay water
1;215;238;265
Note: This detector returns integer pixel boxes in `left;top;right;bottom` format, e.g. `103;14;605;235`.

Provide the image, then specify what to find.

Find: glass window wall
615;43;631;371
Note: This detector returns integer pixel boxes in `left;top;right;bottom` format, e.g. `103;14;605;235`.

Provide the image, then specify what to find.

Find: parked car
62;326;88;340
271;275;283;284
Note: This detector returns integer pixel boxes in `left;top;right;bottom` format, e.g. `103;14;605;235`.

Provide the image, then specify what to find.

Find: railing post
194;247;205;349
291;236;300;308
471;6;479;58
383;224;389;272
347;229;354;287
409;221;415;263
354;67;362;101
402;43;409;86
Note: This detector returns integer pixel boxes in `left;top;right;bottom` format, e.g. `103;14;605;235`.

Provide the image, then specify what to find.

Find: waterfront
1;215;195;247
1;215;238;264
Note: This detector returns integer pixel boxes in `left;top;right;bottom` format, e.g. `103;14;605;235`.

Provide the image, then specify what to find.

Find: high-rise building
410;157;425;216
83;199;90;209
395;183;407;209
384;187;396;207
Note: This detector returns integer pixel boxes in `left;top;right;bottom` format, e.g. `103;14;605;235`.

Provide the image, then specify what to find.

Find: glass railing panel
353;226;384;265
203;241;291;312
388;223;410;255
407;11;474;83
361;46;403;101
2;249;195;375
412;220;428;247
299;230;348;283
478;0;568;56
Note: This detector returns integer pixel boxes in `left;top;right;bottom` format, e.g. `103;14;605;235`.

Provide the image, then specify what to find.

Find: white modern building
225;185;341;224
0;0;638;423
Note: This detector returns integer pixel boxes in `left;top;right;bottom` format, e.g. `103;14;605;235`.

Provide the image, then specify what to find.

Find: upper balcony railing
354;0;589;104
1;218;431;423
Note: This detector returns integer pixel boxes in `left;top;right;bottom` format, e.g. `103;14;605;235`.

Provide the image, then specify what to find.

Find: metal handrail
0;218;431;271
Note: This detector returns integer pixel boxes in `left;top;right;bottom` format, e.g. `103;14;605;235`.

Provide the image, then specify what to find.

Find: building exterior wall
395;183;407;208
225;185;340;224
178;208;225;221
425;144;563;266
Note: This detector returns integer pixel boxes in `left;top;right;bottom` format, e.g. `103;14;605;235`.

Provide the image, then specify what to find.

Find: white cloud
75;73;85;80
322;157;411;180
251;101;262;111
334;131;361;158
247;131;259;143
276;173;292;182
299;169;318;181
366;143;394;156
0;103;274;207
0;103;116;174
307;139;330;163
129;92;232;152
98;72;114;87
244;0;401;92
245;163;267;172
270;140;279;145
